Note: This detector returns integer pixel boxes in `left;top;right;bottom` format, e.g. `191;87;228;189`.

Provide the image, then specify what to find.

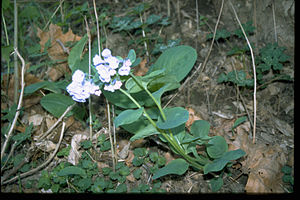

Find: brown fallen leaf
37;24;82;81
134;58;148;76
185;107;202;130
229;124;287;193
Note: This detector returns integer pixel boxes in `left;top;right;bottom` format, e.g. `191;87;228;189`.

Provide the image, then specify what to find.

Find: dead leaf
229;125;287;193
125;151;135;167
134;58;148;76
37;24;81;81
185;107;202;129
28;114;44;126
35;140;57;152
126;173;136;182
118;141;131;159
68;134;88;165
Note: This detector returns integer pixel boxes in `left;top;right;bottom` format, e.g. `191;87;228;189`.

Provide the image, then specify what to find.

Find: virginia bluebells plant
67;48;132;102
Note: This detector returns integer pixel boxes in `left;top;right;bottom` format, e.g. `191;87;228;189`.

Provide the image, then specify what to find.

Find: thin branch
36;103;75;142
1;49;26;159
85;16;93;142
42;1;63;31
13;0;18;104
272;0;278;43
93;0;101;55
163;0;224;108
229;1;257;144
2;122;66;185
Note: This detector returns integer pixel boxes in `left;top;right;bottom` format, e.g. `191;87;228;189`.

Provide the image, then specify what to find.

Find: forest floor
1;0;294;193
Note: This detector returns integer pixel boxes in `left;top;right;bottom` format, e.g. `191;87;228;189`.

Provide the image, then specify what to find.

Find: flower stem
119;88;206;170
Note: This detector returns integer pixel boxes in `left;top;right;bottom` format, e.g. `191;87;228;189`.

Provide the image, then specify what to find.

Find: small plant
281;165;294;193
63;40;245;191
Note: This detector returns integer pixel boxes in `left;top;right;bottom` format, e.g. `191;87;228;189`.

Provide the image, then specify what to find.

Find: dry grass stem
229;1;257;144
1;49;26;159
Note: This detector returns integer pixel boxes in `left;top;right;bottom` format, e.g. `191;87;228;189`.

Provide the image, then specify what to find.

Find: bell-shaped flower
93;54;104;67
96;65;111;83
118;59;132;76
72;70;85;83
101;48;112;58
104;79;122;92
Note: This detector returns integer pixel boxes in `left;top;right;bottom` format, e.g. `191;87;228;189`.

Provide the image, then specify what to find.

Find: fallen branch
2;122;66;185
229;1;257;144
36;103;75;142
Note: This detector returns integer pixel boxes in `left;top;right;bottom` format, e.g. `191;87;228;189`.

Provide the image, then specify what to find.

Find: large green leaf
204;149;246;174
114;107;144;128
68;34;88;72
207;136;228;159
190;120;211;140
152;158;189;179
40;93;74;118
156;107;189;130
103;90;148;109
147;45;197;82
24;81;61;95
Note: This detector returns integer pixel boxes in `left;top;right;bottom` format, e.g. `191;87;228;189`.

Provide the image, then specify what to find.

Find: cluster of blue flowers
66;48;132;102
66;70;101;102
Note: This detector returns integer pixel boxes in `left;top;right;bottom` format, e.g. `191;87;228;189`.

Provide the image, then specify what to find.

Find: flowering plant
66;45;245;180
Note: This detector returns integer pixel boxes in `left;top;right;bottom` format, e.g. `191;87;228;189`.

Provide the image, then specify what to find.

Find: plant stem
129;73;166;120
118;88;206;170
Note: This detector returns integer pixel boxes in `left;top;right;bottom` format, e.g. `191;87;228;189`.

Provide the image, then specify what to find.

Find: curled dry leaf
68;134;88;165
229;123;287;193
134;58;148;76
37;24;82;81
35;140;57;152
28;114;44;126
185;107;202;129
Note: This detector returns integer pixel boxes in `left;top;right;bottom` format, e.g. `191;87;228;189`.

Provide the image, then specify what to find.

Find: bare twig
1;49;26;159
93;0;101;55
92;0;116;171
13;0;18;104
84;16;93;142
56;39;69;54
37;103;75;142
42;1;63;31
272;0;278;43
164;0;224;108
2;122;66;185
1;141;17;172
229;1;257;144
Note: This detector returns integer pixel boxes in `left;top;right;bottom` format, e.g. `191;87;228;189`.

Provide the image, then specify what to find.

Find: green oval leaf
207;136;228;159
148;45;197;82
114;107;144;128
68;34;88;72
152;158;189;179
57;166;87;177
156;107;189;130
190;120;211;140
40;93;74;118
204;149;246;174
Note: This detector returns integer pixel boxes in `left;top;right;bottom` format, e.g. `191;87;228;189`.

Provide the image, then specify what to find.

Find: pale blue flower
118;59;132;76
67;70;101;102
101;48;111;58
96;65;111;83
72;70;85;83
104;79;122;92
93;54;104;66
